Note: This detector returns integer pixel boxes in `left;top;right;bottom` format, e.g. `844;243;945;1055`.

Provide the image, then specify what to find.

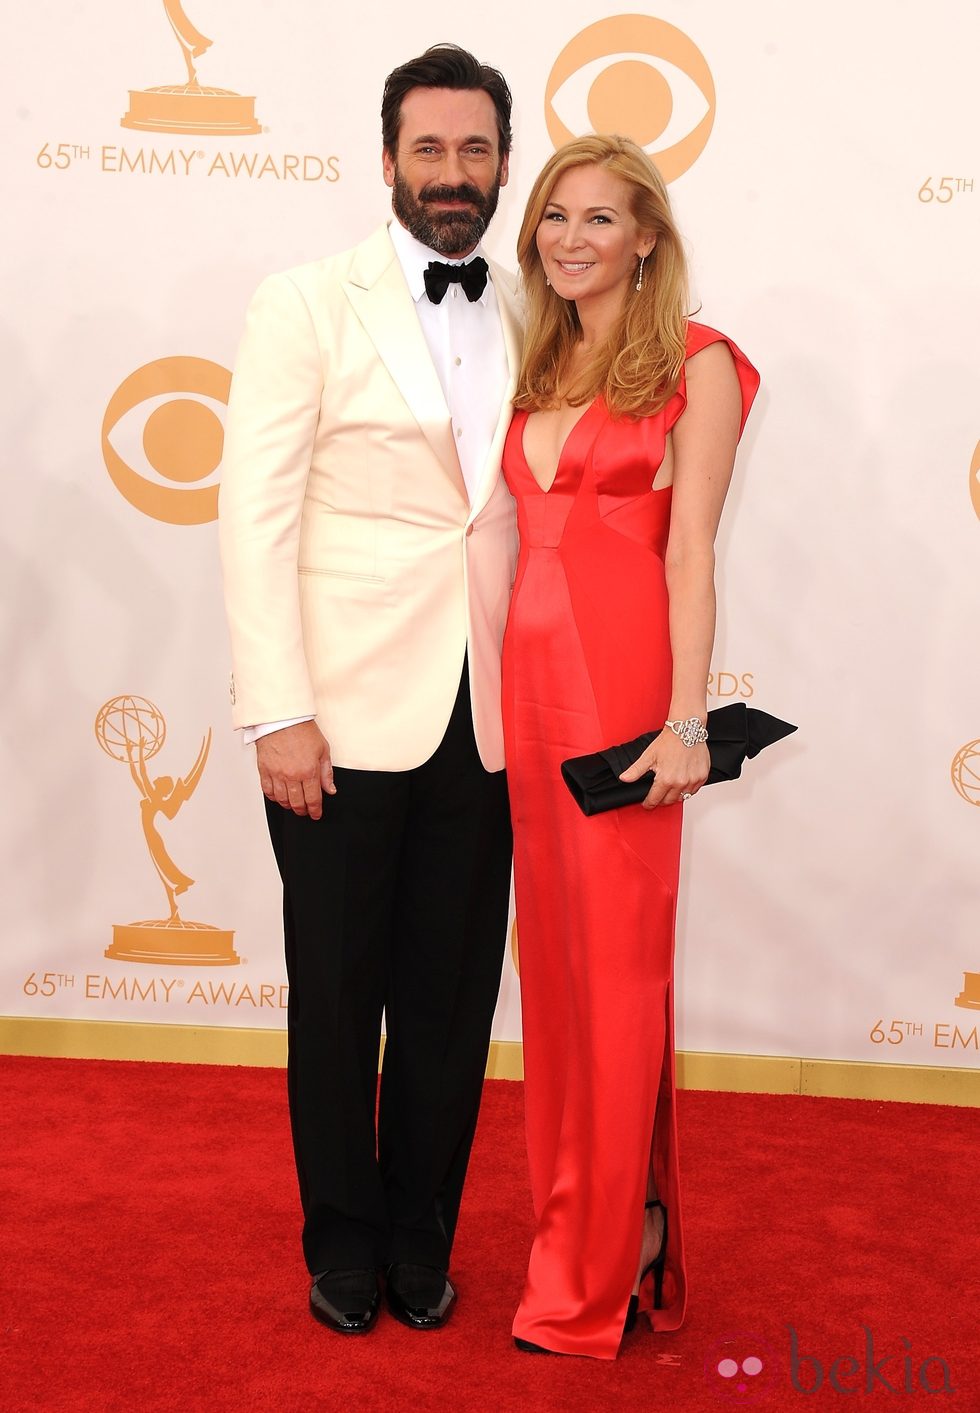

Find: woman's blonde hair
514;134;688;417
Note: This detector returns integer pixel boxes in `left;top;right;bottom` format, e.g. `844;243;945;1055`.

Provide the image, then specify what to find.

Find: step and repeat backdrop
3;1;978;1068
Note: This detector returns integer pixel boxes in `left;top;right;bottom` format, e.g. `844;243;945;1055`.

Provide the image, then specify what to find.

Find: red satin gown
501;323;759;1359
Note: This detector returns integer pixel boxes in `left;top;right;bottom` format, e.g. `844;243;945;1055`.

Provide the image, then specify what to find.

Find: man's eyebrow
408;133;494;145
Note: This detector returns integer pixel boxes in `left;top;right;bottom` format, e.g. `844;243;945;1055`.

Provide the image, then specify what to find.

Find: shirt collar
388;218;490;306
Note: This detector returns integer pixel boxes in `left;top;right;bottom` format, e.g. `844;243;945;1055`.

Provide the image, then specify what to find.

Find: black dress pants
265;665;512;1276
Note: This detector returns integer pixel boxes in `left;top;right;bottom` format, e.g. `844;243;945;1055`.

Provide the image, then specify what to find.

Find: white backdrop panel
2;2;978;1066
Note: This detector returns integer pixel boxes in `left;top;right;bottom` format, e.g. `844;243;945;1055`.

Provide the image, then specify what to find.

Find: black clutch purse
560;703;797;816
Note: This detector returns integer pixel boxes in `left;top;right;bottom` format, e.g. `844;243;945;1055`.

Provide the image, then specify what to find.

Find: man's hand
256;721;335;820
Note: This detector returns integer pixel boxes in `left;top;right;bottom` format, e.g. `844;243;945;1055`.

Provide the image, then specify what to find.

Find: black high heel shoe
514;1337;556;1355
623;1199;668;1334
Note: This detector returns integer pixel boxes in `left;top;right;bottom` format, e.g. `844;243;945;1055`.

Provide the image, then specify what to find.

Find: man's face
383;87;509;258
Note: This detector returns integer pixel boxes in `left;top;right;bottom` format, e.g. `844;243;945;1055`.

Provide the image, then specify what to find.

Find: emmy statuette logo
970;440;980;520
123;0;261;137
95;695;238;966
545;16;716;182
32;1;345;184
950;739;979;1010
102;356;230;525
950;739;980;807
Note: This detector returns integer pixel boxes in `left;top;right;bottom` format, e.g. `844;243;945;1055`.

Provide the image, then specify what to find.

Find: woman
501;135;759;1360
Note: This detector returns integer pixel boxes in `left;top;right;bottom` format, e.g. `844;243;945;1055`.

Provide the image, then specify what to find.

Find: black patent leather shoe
385;1263;456;1330
309;1269;380;1334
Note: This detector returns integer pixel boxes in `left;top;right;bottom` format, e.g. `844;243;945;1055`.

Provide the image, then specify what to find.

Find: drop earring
635;254;646;292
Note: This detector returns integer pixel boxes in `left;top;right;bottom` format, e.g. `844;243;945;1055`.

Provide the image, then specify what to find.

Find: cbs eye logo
546;15;716;183
101;356;231;525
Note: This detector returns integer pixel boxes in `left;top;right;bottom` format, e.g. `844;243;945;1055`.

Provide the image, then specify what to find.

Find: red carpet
0;1055;977;1410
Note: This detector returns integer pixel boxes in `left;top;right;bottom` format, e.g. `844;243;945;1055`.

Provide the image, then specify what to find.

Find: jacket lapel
467;261;523;523
343;226;466;503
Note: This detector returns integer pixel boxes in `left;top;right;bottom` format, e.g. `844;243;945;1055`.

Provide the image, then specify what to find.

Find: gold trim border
2;1017;978;1107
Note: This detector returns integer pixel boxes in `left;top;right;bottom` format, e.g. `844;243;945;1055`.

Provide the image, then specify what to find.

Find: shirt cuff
242;716;315;746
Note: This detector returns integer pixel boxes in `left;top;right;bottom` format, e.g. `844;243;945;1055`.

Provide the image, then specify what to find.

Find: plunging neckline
518;399;602;493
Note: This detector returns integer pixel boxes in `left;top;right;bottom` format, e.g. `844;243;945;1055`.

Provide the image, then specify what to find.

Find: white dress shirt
244;218;510;745
387;219;508;503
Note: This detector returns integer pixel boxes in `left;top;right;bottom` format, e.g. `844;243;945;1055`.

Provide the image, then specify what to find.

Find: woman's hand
619;730;709;809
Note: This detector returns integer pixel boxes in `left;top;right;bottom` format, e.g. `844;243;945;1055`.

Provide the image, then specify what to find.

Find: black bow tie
423;257;489;305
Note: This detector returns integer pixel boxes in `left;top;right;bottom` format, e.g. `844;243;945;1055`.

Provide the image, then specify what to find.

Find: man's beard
392;166;502;257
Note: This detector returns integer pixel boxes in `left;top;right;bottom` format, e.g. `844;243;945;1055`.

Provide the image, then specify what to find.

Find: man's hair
381;44;513;157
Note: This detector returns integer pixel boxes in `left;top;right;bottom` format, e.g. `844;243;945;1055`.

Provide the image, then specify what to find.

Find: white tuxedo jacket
218;224;521;771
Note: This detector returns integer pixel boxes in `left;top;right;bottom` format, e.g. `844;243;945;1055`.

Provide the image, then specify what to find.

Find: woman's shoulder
669;320;761;436
684;319;758;387
684;319;734;358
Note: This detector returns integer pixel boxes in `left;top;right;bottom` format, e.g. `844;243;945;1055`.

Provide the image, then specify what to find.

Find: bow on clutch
561;703;797;816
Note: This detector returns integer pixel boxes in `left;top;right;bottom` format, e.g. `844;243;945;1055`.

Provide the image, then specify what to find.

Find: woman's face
535;164;653;309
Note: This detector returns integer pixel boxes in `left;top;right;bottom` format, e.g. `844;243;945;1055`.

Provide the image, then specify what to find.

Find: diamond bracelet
664;716;709;749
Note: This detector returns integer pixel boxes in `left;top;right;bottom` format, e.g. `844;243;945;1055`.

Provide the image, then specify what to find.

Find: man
218;46;520;1335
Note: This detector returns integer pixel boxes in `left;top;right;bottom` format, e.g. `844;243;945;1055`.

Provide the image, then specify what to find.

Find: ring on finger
681;791;694;801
